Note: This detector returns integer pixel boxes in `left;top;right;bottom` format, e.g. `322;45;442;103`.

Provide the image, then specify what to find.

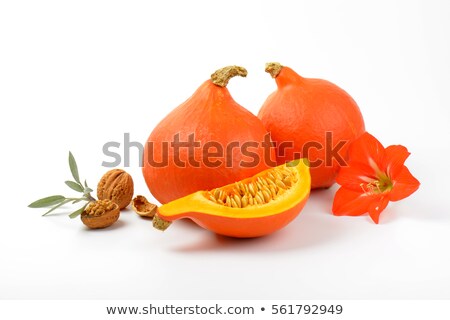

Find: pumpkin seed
283;176;292;187
205;165;297;208
233;194;242;208
256;191;265;203
254;194;262;204
274;171;283;180
276;179;287;189
255;181;264;191
248;183;256;197
262;189;271;203
241;195;248;208
269;185;277;198
267;172;276;182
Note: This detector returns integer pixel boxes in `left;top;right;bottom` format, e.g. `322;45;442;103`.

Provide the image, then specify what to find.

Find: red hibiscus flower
332;132;420;223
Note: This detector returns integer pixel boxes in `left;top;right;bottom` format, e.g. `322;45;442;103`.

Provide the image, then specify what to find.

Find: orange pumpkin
258;63;366;189
153;159;310;238
143;66;276;204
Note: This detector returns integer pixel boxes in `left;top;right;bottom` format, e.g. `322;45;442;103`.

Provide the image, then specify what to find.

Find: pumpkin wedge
153;159;310;238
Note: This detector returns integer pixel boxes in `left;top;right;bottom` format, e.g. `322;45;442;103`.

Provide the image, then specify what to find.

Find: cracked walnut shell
97;169;134;209
132;195;157;218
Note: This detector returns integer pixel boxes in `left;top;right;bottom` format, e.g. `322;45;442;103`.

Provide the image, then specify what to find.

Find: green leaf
84;179;89;188
69;151;80;184
65;180;84;192
83;187;93;195
42;199;71;216
28;195;66;208
72;199;83;204
69;204;88;219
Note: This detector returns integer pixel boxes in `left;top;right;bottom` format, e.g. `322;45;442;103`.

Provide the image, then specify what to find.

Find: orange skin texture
143;80;275;204
163;199;308;238
258;67;365;189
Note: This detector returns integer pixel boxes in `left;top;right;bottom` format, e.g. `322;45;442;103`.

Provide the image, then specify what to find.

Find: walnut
132;195;157;218
97;169;134;209
81;199;120;229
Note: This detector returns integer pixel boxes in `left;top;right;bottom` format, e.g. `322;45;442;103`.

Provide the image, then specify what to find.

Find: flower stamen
360;179;390;195
374;181;382;193
359;183;367;193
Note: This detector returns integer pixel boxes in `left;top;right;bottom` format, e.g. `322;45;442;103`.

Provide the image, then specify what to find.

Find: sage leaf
28;195;66;208
65;180;84;192
69;151;80;184
69;204;87;219
83;187;93;194
28;152;93;219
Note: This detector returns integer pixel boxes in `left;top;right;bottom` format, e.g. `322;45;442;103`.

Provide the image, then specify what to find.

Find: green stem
85;194;96;202
42;197;93;216
42;199;72;216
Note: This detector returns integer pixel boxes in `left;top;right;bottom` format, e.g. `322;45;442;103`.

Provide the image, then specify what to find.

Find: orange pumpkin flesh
258;63;365;189
143;66;275;204
154;159;310;238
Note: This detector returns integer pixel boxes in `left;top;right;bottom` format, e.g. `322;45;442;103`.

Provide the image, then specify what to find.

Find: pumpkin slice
153;159;310;238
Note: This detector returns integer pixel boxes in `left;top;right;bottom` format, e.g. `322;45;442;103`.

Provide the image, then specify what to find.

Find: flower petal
332;187;380;216
368;196;389;224
347;132;386;174
389;166;420;201
336;162;378;191
383;145;410;179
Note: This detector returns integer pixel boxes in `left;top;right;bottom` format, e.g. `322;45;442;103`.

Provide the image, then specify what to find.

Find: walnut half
81;199;120;229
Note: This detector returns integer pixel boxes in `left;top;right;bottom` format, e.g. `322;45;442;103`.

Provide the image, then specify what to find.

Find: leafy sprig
28;152;96;219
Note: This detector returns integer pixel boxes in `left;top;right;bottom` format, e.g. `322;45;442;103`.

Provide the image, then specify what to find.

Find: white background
1;0;450;301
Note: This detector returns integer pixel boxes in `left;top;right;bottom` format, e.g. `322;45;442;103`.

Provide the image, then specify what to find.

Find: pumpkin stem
265;62;283;78
153;214;172;231
211;65;248;87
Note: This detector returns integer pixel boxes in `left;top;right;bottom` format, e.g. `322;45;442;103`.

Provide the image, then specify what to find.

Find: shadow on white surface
170;188;362;253
79;219;127;231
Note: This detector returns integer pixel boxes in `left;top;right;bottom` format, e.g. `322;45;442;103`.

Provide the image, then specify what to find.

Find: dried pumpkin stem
153;214;172;231
265;62;283;78
211;65;248;87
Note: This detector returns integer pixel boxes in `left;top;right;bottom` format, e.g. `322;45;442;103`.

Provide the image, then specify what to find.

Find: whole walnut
97;169;134;209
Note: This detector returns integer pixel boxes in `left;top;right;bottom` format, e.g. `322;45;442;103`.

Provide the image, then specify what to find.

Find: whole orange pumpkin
143;66;275;204
258;63;365;189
